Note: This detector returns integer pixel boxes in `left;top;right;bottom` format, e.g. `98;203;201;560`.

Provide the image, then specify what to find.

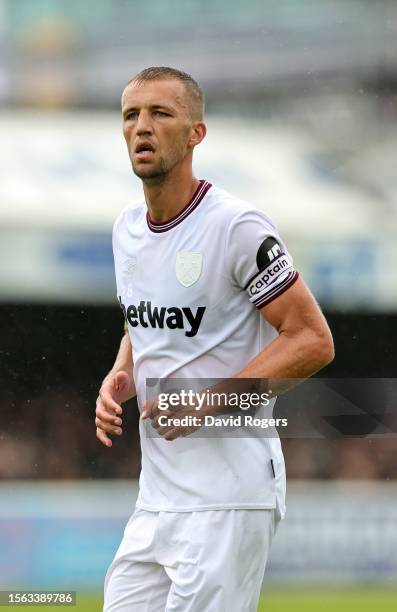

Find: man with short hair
96;66;334;611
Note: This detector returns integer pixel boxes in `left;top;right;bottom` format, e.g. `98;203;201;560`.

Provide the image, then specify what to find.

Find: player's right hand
95;370;131;448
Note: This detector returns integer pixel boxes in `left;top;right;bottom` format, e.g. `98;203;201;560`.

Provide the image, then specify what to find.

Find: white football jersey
112;181;298;515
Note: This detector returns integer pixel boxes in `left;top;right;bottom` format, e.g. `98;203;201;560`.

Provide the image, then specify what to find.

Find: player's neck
143;168;199;224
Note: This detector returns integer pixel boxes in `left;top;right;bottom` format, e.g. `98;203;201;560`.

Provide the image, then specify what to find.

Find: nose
136;110;153;135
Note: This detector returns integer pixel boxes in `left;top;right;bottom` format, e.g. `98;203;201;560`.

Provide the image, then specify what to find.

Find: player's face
121;80;199;182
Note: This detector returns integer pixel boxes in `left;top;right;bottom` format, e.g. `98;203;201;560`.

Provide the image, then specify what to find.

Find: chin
132;163;169;182
134;169;163;181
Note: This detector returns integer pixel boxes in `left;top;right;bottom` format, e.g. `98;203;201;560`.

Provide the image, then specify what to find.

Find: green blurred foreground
258;589;397;611
2;588;397;611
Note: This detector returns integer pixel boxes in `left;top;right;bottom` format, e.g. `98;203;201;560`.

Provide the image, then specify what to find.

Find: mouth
134;141;155;161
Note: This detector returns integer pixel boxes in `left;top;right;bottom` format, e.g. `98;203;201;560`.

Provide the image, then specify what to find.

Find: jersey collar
146;180;212;233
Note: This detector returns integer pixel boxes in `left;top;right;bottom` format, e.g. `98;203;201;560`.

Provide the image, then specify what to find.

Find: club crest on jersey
176;252;202;287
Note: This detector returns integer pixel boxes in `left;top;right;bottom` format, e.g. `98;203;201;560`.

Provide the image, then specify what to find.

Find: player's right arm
95;328;136;448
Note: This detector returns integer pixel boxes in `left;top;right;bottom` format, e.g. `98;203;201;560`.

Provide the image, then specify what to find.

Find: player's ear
189;121;206;148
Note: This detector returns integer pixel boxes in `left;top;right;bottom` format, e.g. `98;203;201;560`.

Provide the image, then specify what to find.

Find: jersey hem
135;501;277;512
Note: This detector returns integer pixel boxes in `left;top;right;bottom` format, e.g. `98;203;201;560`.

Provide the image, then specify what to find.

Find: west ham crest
175;252;203;287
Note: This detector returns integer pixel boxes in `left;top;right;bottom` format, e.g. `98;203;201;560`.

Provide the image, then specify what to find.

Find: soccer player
95;67;334;611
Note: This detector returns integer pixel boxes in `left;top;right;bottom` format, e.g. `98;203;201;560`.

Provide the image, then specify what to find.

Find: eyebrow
122;104;175;117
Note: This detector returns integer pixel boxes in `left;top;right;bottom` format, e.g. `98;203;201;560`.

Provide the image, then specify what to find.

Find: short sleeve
226;209;299;309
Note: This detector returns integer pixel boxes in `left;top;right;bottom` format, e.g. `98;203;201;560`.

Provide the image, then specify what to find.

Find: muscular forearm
234;326;334;396
200;327;333;419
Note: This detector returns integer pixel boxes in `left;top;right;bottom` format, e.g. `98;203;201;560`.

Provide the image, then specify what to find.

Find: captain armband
244;237;299;309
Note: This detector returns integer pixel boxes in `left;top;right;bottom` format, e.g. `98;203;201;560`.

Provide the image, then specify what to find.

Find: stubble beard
131;143;186;186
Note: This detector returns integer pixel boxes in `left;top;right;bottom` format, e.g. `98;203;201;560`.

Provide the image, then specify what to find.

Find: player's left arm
234;274;334;391
144;208;334;438
145;278;333;439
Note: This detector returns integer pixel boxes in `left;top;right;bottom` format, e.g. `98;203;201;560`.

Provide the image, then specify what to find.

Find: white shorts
103;507;280;612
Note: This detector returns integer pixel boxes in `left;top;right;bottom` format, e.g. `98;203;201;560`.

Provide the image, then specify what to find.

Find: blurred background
0;0;396;609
